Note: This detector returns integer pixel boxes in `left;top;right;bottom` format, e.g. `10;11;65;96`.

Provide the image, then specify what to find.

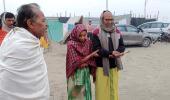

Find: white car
137;21;170;41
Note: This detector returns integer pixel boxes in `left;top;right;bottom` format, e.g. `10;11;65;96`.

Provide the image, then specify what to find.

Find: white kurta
0;27;49;100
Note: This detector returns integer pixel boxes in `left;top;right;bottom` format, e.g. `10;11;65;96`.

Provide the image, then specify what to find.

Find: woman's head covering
70;24;87;42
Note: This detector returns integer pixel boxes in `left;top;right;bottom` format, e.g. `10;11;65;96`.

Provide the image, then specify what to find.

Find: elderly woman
92;10;125;100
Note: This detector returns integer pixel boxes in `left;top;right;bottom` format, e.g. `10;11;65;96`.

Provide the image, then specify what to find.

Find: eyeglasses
104;19;113;21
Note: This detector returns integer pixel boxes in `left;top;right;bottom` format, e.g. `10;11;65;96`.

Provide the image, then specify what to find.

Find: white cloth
0;27;49;100
1;13;11;32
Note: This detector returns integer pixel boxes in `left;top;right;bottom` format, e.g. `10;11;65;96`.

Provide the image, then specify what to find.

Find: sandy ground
44;42;170;100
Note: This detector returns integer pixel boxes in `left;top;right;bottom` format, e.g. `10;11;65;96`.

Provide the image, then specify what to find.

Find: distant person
66;24;98;100
0;12;15;45
40;30;49;49
86;20;95;33
86;20;95;40
0;3;49;100
92;10;125;100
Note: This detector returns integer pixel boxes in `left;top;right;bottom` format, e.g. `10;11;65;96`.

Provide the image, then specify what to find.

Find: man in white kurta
0;3;49;100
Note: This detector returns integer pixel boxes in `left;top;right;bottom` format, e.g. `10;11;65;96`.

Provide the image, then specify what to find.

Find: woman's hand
80;50;99;65
90;49;99;57
112;51;124;58
114;52;124;57
93;53;99;57
80;63;88;68
109;54;114;58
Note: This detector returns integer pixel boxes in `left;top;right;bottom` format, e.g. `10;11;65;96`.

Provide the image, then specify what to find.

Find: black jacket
92;34;125;68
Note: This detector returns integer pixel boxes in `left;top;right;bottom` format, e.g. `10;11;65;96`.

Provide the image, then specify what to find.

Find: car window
117;26;126;32
126;26;138;32
162;23;170;28
140;23;150;29
150;23;162;28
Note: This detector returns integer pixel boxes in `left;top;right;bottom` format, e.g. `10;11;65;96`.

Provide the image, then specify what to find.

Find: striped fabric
67;67;92;100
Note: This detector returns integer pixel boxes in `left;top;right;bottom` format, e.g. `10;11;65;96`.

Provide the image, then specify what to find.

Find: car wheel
142;38;151;47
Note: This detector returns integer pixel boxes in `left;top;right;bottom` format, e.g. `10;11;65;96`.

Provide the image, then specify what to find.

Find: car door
125;25;143;45
148;22;163;33
138;23;151;33
116;25;129;45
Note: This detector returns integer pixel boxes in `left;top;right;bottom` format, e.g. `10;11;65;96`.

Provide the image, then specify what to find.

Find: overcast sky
0;0;170;21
